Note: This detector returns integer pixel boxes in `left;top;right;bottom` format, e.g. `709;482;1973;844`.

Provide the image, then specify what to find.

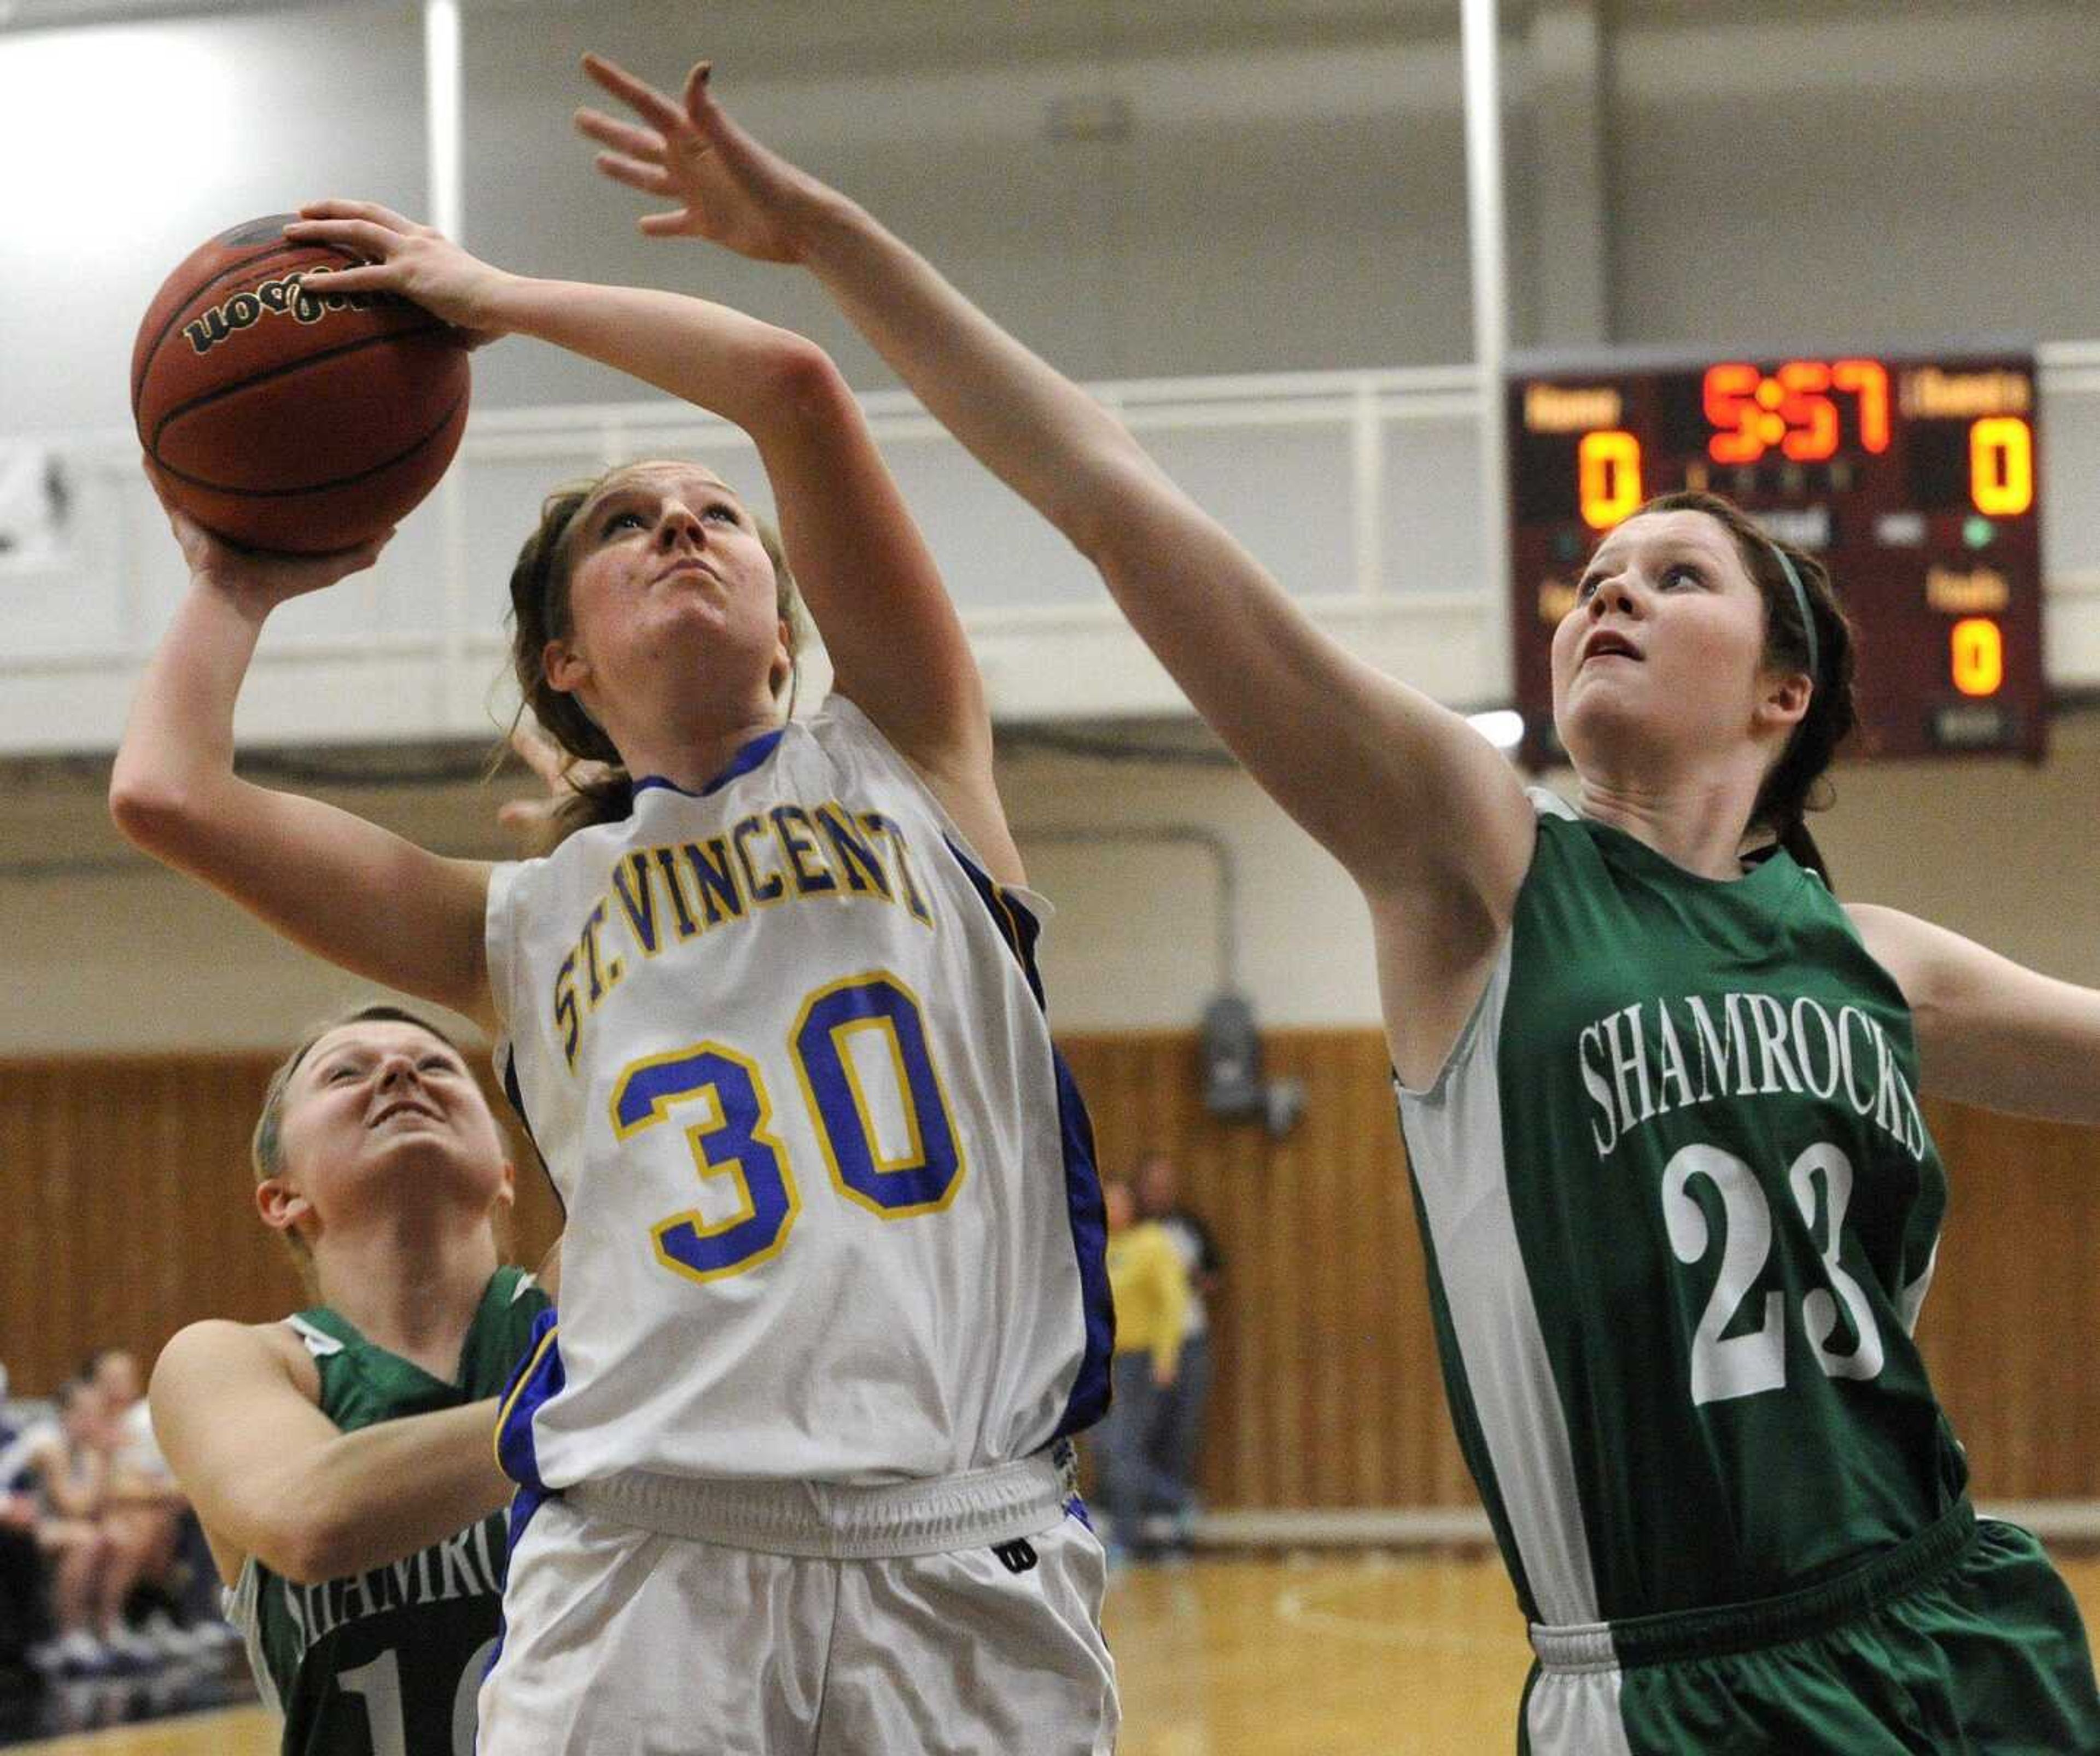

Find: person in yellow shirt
1094;1179;1192;1562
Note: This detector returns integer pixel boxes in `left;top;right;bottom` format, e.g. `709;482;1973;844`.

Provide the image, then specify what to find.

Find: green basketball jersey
1398;795;1964;1630
230;1266;551;1756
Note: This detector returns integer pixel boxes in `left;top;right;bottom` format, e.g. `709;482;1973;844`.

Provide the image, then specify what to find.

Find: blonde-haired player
150;1004;549;1753
568;50;2100;1753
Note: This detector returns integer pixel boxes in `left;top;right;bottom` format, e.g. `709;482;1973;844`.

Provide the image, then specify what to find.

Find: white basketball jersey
487;697;1111;1487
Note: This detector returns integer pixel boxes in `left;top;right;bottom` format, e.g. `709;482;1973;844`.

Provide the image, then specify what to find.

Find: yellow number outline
610;1041;802;1285
791;970;970;1222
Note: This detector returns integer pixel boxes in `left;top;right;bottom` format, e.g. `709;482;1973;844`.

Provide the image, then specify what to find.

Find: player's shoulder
154;1316;322;1405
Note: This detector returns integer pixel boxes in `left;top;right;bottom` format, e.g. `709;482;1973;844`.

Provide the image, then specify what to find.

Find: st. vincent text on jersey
1576;991;1928;1162
550;801;936;1071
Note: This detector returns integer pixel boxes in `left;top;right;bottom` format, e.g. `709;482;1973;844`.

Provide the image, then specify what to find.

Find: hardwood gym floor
14;1551;2100;1754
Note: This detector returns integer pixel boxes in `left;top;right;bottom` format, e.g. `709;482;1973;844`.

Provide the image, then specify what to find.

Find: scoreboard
1506;351;2044;769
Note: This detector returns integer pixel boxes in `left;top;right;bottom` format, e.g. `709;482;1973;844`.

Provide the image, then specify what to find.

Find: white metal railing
3;351;2097;756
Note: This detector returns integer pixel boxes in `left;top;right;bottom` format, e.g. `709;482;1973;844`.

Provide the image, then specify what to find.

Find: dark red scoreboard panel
1506;352;2044;768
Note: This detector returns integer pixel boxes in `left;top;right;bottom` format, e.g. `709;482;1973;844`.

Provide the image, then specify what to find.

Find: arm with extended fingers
572;55;1533;917
289;201;1019;880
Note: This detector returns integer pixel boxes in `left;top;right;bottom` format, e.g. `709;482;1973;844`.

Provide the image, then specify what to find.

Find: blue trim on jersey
941;836;1046;1004
483;1311;564;1699
494;1309;563;1496
1048;1046;1113;1439
634;727;785;800
938;837;1114;1440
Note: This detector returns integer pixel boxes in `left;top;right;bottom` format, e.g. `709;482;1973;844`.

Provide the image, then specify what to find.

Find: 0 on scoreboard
1505;351;2044;768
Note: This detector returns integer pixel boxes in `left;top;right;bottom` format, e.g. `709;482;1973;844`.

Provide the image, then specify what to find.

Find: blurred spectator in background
82;1354;168;1492
81;1350;218;1649
1093;1177;1191;1564
0;1364;56;1676
13;1378;164;1672
1135;1150;1223;1550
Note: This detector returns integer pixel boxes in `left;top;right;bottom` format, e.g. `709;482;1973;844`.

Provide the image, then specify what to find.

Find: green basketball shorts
1519;1504;2099;1754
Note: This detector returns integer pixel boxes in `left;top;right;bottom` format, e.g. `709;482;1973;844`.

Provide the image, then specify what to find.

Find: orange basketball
131;214;470;555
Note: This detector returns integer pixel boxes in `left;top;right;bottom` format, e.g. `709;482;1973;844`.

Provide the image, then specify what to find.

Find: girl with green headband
573;50;2100;1754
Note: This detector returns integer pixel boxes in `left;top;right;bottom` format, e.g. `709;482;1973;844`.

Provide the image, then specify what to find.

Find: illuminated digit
1970;417;2033;517
1832;359;1890;452
794;975;965;1218
1951;619;2004;698
614;1043;800;1282
1704;363;1765;464
1578;429;1643;530
1777;360;1839;462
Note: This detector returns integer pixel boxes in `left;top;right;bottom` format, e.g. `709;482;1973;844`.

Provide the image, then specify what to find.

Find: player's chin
1557;680;1668;760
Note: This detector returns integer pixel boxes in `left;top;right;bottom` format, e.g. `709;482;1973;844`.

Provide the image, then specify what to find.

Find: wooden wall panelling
6;1036;2100;1513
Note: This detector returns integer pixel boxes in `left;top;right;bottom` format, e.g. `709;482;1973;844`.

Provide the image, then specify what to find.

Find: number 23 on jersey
1662;1139;1889;1408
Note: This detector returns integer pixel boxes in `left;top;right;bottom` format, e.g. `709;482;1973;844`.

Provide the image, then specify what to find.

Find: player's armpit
1850;902;2100;1125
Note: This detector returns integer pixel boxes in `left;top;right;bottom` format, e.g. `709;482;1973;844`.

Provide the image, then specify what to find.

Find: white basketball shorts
476;1455;1118;1754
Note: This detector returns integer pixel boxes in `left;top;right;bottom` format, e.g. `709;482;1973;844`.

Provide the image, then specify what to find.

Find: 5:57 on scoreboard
1506;349;2044;767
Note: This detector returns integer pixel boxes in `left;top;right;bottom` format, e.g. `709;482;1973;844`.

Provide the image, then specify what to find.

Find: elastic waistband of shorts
566;1449;1075;1560
1528;1500;1977;1673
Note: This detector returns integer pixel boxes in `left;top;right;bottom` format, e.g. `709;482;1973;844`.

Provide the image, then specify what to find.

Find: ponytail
1777;816;1833;890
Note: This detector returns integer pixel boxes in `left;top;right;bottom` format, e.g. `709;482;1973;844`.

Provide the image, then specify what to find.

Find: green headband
1771;545;1820;681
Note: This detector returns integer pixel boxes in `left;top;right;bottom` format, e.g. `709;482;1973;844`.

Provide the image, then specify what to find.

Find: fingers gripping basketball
131;214;470;555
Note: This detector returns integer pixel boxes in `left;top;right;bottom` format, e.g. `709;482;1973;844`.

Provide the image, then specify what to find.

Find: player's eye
1661;563;1704;589
602;508;650;536
703;502;739;524
1574;573;1601;602
324;1063;360;1083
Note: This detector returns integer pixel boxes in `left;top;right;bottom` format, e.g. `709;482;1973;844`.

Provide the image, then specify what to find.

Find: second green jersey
230;1265;550;1756
1398;795;1963;1629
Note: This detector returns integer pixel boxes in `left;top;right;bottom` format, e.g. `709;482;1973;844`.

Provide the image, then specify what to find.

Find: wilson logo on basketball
181;268;377;356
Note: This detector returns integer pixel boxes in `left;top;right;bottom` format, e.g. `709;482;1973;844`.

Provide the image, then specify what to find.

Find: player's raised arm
573;56;1534;922
150;1320;514;1585
1850;905;2100;1125
108;502;494;1025
290;201;1017;882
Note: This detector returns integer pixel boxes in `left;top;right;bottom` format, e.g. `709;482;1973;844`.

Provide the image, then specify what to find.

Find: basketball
131;214;471;555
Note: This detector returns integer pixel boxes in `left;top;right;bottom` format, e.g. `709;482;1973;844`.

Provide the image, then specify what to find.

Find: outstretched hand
575;54;841;262
148;462;388;616
282;202;512;348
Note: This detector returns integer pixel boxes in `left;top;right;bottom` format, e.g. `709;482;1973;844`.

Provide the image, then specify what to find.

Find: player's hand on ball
283;203;512;347
149;460;388;613
575;55;840;262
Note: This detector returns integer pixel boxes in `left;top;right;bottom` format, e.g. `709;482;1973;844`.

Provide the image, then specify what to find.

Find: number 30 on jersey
609;971;966;1284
